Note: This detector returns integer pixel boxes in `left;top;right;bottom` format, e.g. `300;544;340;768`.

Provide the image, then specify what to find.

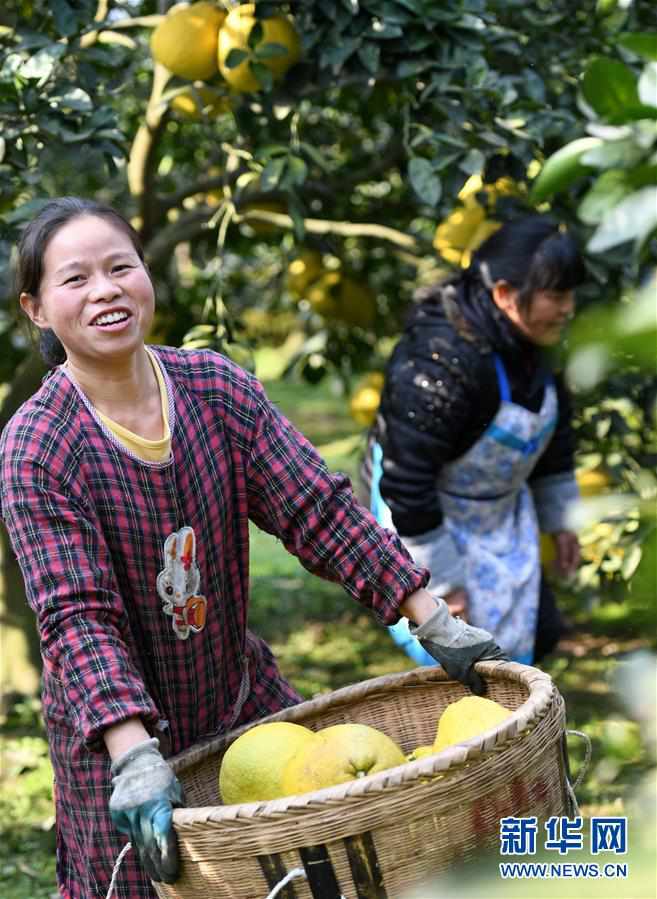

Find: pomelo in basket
219;721;316;804
433;695;512;752
281;723;405;795
405;744;435;762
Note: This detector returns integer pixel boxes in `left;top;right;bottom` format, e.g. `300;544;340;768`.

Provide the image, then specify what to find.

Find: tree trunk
0;352;48;711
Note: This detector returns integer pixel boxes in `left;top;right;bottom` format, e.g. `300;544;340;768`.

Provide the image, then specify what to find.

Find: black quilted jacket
363;277;577;538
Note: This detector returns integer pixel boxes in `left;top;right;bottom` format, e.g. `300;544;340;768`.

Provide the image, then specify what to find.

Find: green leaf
4;198;49;225
250;61;274;92
248;20;264;51
369;21;403;39
621;544;642;580
582;137;647;170
459;148;485;175
582;58;639;119
607;103;657;124
408;157;441;206
14;30;52;52
55;87;93;112
638;63;657;109
51;0;78;38
530;137;601;203
299;141;332;173
19;44;66;81
618;32;657;62
255;42;289;61
358;41;380;75
587;186;657;253
284;155;308;188
578;170;634;225
522;68;546;104
320;38;360;71
224;48;249;70
260;156;286;190
287;195;306;243
397;58;432;78
391;0;424;12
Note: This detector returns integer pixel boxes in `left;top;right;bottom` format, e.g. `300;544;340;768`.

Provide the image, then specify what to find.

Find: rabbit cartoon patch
157;526;207;639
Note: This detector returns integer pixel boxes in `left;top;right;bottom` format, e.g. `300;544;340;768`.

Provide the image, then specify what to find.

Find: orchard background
0;1;656;896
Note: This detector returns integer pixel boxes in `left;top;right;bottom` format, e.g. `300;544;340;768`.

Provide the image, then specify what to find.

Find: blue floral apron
371;354;558;665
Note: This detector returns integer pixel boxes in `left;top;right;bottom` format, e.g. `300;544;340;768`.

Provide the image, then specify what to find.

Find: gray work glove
409;596;508;695
109;738;183;884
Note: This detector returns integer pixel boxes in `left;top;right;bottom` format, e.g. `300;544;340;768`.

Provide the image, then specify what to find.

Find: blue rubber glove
409;596;508;694
109;737;183;884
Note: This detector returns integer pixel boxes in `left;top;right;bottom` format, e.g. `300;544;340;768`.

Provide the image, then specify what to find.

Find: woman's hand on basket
108;737;183;884
406;592;508;694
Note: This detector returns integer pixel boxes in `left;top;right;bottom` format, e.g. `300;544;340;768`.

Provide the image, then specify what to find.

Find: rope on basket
263;867;348;899
565;729;593;817
264;867;306;898
106;841;132;899
104;847;350;899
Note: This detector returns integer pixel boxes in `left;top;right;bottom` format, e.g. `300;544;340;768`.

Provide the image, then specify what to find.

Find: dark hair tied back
440;214;587;353
39;329;68;367
468;214;586;309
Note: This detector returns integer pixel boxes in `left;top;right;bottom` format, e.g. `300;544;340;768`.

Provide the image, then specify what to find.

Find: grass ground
1;374;654;898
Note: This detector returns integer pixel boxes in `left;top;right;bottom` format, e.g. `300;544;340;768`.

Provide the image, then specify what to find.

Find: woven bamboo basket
152;661;573;899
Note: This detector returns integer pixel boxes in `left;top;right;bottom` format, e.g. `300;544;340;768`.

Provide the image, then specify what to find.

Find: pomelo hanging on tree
218;3;301;93
151;1;226;81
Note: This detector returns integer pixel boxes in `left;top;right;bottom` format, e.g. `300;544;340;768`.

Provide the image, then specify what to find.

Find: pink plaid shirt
0;347;428;897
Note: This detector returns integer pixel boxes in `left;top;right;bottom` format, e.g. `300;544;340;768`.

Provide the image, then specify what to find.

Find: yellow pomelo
170;84;231;119
287;249;324;297
281;723;405;795
433;205;502;268
305;271;376;327
337;275;377;328
349;372;384;427
577;468;611;497
151;2;225;81
434;175;518;267
306;271;342;317
433;205;486;266
458;174;520;209
434;696;512;752
219;721;316;804
406;744;435;762
458;218;502;268
218;3;301;93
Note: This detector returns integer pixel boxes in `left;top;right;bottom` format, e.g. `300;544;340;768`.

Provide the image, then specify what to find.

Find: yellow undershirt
96;347;171;462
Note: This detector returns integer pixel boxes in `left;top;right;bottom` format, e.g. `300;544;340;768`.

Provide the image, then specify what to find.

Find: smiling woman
0;198;506;898
17;205;156;426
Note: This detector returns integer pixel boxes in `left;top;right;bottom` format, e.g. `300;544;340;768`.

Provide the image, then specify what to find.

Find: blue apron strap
369;441;386;524
494;354;511;403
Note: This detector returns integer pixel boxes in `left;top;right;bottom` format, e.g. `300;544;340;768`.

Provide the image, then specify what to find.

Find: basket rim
171;660;557;825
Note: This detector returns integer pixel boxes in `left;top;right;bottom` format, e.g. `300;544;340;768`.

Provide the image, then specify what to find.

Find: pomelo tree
536;41;657;611
1;0;656;694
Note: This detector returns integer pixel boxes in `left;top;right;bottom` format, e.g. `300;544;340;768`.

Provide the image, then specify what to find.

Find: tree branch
236;208;421;250
127;63;172;244
144;208;216;273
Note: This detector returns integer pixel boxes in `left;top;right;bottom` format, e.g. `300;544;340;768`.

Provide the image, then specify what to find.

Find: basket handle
563;729;593;817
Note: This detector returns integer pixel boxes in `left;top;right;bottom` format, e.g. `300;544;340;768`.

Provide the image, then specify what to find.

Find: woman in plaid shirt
0;197;504;898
